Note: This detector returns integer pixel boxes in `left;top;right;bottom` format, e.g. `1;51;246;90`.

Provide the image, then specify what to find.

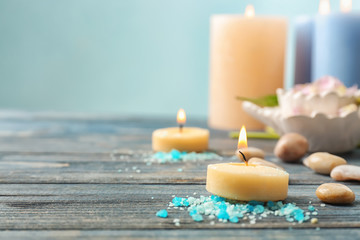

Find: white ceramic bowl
243;101;360;153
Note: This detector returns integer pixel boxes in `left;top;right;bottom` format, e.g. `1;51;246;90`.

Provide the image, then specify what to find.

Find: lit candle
206;124;289;201
152;109;209;152
235;126;265;162
209;5;287;130
206;163;289;201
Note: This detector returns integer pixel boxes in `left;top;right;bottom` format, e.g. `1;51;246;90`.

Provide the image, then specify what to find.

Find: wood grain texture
0;113;358;239
0;229;359;240
0;152;358;185
0;184;359;230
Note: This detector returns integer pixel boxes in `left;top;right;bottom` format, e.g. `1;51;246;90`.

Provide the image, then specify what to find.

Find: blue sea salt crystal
172;197;183;207
293;209;305;222
217;209;230;220
151;150;222;164
281;203;295;215
229;216;239;223
218;202;227;210
294;212;304;222
182;199;190;207
154;152;165;159
253;205;265;214
276;201;284;208
192;213;204;222
156;209;168;218
165;195;312;224
246;205;254;213
188;197;196;205
189;209;197;216
172;197;190;207
196;205;205;214
249;200;264;206
211;195;224;203
308;205;315;212
267;201;275;208
280;203;306;223
170;149;181;160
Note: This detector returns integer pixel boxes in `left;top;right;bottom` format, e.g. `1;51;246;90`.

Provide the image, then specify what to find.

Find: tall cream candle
209;5;287;130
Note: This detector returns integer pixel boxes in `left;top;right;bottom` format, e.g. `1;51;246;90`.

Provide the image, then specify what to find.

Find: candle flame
177;108;186;126
319;0;331;15
340;0;352;12
245;5;255;18
237;125;248;149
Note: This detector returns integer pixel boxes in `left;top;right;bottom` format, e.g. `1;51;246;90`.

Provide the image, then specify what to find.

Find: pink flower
293;75;357;96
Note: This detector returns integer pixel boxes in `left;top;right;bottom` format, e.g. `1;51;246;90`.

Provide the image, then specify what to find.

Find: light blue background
0;0;359;118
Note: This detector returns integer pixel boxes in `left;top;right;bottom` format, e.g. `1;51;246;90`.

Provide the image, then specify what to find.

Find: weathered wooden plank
0;184;358;230
0;229;359;240
0;114;358;239
0;152;358;185
0;114;272;154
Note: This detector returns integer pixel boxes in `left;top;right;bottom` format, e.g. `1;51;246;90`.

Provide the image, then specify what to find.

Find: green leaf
229;127;280;140
236;94;278;107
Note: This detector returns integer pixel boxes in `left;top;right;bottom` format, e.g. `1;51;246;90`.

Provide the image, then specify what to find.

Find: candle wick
179;124;183;133
238;150;248;166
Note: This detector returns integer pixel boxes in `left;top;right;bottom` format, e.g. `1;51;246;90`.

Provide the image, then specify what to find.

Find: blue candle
312;12;360;87
294;16;313;85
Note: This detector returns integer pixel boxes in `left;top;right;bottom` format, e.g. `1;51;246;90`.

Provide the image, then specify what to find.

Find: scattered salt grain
145;149;222;164
156;195;315;225
156;209;168;218
192;214;204;222
173;218;181;226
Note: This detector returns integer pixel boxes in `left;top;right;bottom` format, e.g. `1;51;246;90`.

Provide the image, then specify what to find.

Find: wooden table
0;112;359;239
